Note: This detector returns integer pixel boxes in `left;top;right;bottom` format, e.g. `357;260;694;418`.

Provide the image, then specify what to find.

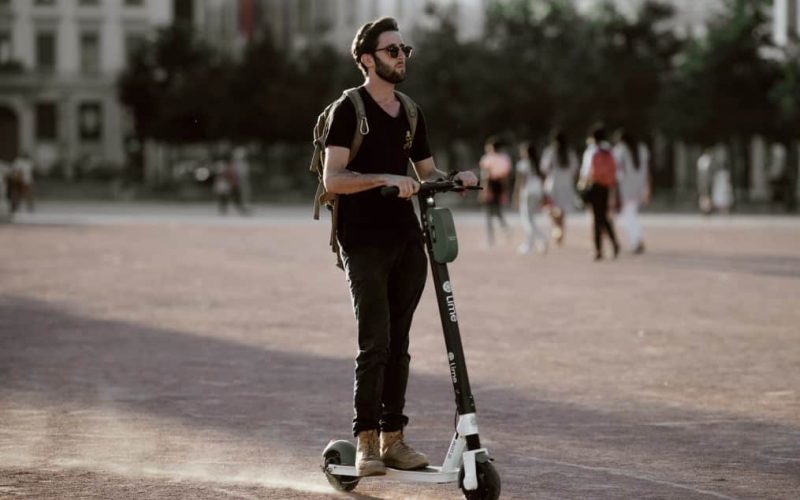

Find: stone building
194;0;486;58
0;0;170;176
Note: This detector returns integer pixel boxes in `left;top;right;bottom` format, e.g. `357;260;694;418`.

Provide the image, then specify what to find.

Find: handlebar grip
380;186;400;197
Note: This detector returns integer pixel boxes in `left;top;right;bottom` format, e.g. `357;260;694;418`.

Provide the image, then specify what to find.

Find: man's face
371;31;407;84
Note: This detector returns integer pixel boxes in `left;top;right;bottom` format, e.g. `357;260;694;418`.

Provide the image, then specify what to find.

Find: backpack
590;147;616;188
309;87;419;268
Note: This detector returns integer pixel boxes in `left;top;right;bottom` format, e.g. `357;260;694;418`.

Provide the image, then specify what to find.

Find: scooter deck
327;464;459;483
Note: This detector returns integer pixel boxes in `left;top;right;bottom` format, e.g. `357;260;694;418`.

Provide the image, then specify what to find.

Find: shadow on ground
1;296;798;499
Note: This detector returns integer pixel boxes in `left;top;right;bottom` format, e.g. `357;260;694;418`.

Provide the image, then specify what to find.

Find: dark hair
485;135;505;151
619;129;641;170
590;122;607;144
352;17;399;75
522;142;543;179
551;130;570;169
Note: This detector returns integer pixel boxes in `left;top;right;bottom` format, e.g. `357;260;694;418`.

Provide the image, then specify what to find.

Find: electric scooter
321;180;501;499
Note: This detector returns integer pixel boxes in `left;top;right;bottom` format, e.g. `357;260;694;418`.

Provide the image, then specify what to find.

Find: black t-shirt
325;86;432;248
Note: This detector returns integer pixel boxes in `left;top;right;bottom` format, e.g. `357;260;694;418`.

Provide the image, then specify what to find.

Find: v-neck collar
361;86;402;120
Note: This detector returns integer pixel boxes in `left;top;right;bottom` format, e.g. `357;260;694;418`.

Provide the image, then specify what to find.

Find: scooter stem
418;192;482;451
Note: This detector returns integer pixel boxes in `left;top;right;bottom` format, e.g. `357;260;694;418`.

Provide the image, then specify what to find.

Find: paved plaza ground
1;201;799;499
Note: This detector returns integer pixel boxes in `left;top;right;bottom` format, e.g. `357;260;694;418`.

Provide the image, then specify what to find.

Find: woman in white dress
514;142;548;255
711;145;733;213
612;131;651;253
539;131;579;246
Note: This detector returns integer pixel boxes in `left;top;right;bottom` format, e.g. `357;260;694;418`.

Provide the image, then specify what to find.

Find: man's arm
413;156;446;181
414;156;478;186
323;146;419;199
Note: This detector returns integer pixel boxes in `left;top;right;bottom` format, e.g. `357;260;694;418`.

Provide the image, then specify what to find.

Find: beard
375;56;406;84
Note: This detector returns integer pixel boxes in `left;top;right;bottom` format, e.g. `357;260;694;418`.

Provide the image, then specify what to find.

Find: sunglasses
374;44;413;59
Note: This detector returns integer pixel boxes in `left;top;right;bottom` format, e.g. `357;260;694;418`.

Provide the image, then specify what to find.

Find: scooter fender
461;449;489;491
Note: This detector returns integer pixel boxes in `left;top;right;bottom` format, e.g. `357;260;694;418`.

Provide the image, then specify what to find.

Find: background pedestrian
540;130;579;246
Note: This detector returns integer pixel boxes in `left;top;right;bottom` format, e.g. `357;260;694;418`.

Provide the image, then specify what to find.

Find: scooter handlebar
380;180;481;198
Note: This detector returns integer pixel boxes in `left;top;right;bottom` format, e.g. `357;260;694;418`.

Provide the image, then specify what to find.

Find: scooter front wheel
460;460;501;500
321;440;360;492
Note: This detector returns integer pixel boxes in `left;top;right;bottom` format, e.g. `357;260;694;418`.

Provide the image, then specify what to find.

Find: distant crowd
477;123;653;260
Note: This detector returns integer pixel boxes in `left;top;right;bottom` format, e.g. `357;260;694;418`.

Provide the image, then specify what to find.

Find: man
579;123;620;260
322;17;478;477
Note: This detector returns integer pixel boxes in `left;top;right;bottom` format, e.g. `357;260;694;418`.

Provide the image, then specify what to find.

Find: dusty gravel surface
1;202;799;499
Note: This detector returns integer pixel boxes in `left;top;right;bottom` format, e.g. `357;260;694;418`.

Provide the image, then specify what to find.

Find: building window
79;102;102;141
0;31;11;64
35;103;58;141
80;31;100;73
35;31;56;72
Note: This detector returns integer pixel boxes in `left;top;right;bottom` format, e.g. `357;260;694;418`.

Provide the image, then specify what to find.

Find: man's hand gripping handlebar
381;179;482;198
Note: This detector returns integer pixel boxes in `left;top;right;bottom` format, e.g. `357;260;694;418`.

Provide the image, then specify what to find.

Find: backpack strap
395;90;420;179
343;87;368;163
395;90;418;141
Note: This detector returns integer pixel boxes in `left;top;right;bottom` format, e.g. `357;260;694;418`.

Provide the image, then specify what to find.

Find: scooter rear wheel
321;440;360;492
459;460;501;500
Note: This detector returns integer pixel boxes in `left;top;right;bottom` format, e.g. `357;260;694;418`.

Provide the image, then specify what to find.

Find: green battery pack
427;207;458;263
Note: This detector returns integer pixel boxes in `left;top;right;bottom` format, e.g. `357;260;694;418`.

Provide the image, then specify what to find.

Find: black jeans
340;237;428;437
588;185;619;256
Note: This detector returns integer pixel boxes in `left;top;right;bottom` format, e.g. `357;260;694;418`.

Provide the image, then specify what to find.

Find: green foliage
118;24;233;144
658;0;781;144
118;24;356;145
408;0;683;149
118;0;793;158
769;51;800;141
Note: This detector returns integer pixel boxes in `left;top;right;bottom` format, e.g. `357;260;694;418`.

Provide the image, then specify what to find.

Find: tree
408;0;681;152
118;24;233;145
658;0;780;145
770;49;800;143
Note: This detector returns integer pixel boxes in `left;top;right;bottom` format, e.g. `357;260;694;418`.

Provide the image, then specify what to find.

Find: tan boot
380;430;429;470
356;430;386;477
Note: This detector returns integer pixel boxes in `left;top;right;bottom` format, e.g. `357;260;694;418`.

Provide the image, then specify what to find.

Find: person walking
322;17;477;477
214;153;248;216
696;148;714;215
613;130;651;254
540;130;579;246
231;146;252;209
579;123;620;261
711;145;733;214
479;137;512;247
9;152;34;213
514;142;548;255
